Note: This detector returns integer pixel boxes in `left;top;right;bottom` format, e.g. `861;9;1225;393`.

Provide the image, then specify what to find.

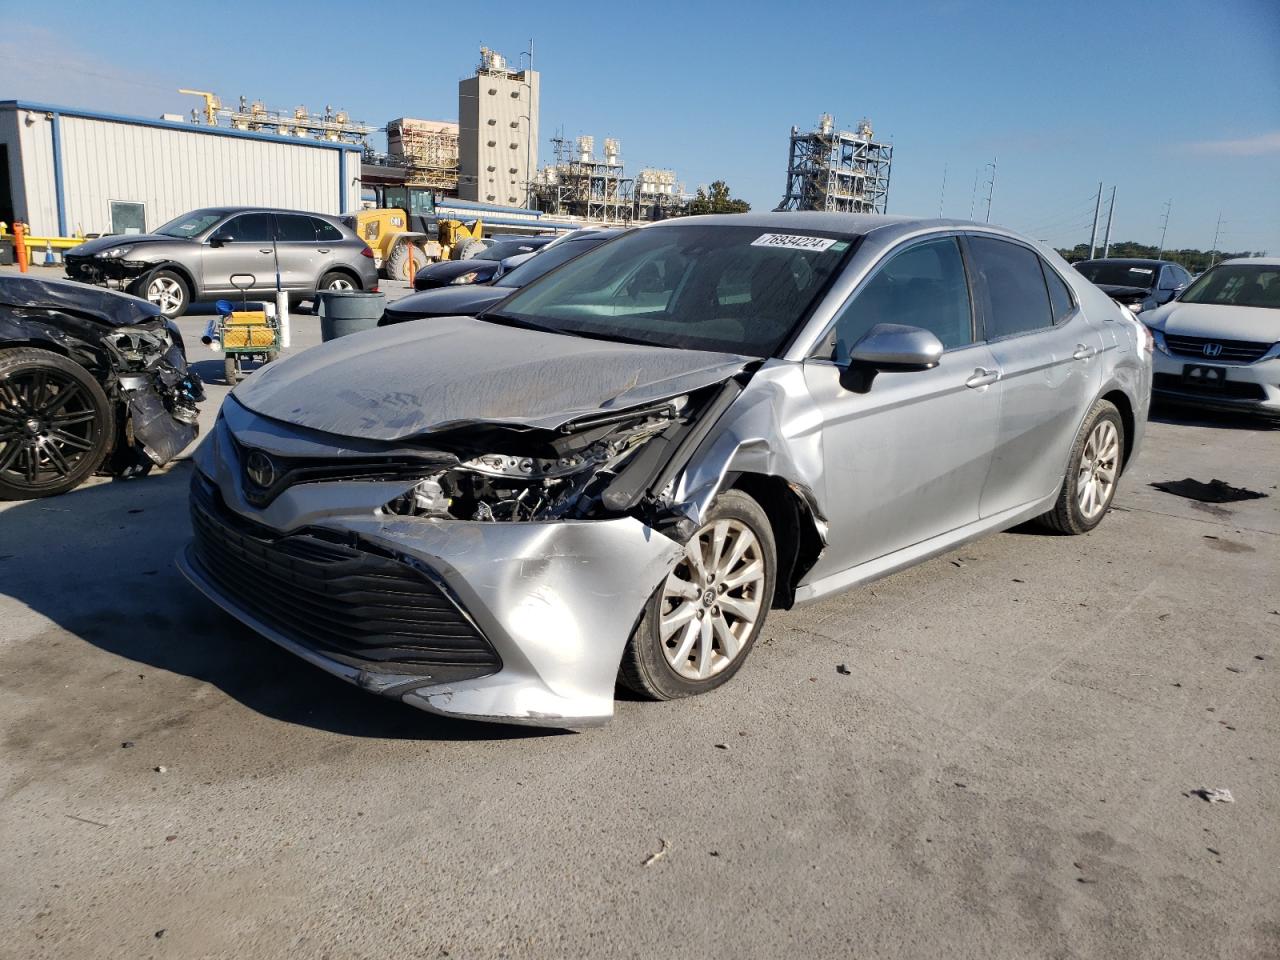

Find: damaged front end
0;276;203;479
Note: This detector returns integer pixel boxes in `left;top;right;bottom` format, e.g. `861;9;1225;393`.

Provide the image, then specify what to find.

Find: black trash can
316;291;387;341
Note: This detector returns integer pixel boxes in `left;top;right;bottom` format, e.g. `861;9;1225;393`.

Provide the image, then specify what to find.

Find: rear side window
968;236;1053;339
312;218;343;242
831;236;974;361
1041;262;1076;324
275;214;317;242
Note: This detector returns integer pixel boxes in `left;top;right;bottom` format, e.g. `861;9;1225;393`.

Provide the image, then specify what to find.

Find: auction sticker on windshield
751;233;839;252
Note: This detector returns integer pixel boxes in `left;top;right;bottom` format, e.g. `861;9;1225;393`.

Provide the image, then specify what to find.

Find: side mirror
208;232;233;247
849;323;945;371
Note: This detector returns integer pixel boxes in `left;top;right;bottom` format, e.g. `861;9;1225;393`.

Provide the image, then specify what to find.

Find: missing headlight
380;400;686;522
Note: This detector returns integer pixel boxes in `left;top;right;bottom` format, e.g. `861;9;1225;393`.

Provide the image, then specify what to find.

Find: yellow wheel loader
349;187;485;282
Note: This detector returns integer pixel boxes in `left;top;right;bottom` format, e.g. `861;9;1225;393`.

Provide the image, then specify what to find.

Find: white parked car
1141;257;1280;419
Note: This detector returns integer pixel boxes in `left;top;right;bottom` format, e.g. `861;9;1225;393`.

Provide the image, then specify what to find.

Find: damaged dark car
0;277;203;499
179;214;1149;726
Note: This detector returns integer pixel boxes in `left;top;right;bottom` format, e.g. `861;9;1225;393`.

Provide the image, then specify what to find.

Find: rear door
802;235;1001;577
204;212;277;296
966;235;1103;517
272;214;322;293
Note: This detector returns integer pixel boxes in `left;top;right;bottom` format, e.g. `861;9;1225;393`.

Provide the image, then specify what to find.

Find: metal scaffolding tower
386;118;460;194
532;135;634;223
775;114;893;214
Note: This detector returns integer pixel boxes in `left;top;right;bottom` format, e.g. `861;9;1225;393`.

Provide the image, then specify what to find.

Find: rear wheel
618;490;776;700
223;355;241;385
0;348;114;500
318;270;357;293
1035;399;1124;534
453;237;486;261
384;241;420;282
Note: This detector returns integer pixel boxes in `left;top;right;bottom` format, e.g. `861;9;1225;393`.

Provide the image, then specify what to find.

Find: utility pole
969;167;980;220
1102;185;1117;257
1156;199;1172;259
1088;181;1103;259
983;159;997;223
1210;213;1224;267
938;163;948;218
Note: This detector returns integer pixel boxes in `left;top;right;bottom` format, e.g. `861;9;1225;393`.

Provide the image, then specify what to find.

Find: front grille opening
189;473;500;681
1163;335;1271;364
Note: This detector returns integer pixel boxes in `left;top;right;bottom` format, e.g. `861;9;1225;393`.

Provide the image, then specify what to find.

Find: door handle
965;367;1001;388
317;248;330;254
258;248;273;254
1072;344;1097;360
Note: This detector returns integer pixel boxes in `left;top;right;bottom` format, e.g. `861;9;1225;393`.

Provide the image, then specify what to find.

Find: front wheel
1035;399;1125;535
223;355;241;385
0;347;115;500
134;269;189;318
618;490;776;700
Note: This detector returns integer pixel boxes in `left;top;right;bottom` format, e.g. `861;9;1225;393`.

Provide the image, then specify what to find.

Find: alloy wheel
1076;419;1119;521
147;276;184;314
659;518;766;681
326;277;354;291
0;367;100;490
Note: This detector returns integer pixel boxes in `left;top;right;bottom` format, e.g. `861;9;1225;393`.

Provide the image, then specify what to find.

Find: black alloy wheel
0;348;114;500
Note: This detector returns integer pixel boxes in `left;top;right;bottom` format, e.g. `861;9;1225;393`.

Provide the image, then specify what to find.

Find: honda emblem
1202;343;1223;358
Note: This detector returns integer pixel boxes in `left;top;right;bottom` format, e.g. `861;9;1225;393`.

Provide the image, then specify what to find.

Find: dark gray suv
64;207;379;318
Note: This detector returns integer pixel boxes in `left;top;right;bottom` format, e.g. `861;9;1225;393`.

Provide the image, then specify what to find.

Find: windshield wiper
476;311;582;337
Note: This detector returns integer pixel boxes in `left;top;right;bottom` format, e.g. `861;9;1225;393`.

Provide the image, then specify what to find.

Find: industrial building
776;114;892;214
0;100;361;238
458;47;540;206
532;135;632;223
386;118;460;194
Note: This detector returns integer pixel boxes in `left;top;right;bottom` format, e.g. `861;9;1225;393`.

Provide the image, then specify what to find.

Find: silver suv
64;207;379;317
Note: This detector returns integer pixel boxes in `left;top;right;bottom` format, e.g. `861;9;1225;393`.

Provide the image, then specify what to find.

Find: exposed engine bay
381;395;693;524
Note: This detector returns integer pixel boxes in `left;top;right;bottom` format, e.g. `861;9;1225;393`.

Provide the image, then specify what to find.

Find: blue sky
3;0;1278;252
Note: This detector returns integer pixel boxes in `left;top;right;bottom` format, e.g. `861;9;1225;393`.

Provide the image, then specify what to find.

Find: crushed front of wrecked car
0;277;203;496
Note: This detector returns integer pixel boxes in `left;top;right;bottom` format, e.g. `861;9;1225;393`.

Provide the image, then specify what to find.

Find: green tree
686;180;751;215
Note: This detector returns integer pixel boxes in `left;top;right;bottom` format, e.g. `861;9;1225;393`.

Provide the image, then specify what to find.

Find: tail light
360;245;374;259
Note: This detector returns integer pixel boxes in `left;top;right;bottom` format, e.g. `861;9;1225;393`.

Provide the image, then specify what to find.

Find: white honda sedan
1141;257;1280;419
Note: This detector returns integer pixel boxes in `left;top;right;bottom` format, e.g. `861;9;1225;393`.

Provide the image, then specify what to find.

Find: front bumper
1151;347;1280;416
177;412;683;726
64;255;153;286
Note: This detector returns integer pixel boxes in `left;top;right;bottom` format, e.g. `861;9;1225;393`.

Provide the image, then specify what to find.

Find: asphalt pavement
0;266;1277;959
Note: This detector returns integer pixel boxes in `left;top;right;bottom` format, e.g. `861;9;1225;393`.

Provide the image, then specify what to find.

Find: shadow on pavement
0;462;557;742
1150;400;1278;432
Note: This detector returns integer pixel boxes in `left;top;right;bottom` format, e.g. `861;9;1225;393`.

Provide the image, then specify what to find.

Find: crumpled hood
66;233;177;256
0;275;162;327
233;315;751;441
1145;301;1280;342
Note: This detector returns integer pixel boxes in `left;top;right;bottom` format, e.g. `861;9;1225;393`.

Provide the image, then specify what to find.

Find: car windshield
1179;263;1280;309
477;240;532;262
492;235;616;288
1074;262;1158;288
487;225;855;355
154;211;225;239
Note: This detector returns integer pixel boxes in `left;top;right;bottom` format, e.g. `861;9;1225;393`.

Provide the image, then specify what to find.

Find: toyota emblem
245;450;277;489
1202;343;1223;358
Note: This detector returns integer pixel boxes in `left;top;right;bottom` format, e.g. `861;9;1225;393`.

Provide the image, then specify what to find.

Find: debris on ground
121;741;135;749
154;930;165;939
1192;788;1235;804
714;743;728;750
836;664;851;675
642;838;669;867
64;814;108;828
1226;667;1244;674
1149;478;1268;504
153;765;167;774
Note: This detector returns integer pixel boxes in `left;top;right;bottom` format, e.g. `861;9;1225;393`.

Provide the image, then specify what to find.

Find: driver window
831;237;974;362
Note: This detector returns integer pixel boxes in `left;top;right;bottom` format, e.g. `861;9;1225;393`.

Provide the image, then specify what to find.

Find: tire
1035;399;1125;535
0;347;115;500
618;489;776;700
384;241;417;282
317;270;359;293
224;355;241;385
263;349;279;364
133;269;189;319
453;237;486;261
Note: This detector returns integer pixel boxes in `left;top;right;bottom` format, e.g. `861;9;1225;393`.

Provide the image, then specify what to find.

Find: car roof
1075;258;1174;267
190;206;341;220
1220;256;1280;266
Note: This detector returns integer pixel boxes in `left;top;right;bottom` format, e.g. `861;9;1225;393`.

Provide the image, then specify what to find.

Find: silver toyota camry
178;213;1152;726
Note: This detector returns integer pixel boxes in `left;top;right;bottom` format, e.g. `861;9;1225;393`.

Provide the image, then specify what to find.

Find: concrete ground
1;268;1277;959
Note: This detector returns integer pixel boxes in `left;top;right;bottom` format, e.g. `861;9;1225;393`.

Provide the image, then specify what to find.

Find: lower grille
1164;334;1271;364
1153;373;1267;401
189;473;500;680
